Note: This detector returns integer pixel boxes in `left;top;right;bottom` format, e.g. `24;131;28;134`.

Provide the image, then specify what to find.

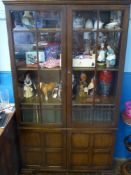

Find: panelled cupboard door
67;5;129;128
19;129;66;169
7;5;66;127
67;131;115;169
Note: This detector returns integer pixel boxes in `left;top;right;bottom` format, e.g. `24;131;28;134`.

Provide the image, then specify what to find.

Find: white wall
124;7;131;72
0;0;131;72
0;0;11;71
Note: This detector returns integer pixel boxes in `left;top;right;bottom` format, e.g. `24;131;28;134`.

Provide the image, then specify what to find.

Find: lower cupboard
18;128;116;174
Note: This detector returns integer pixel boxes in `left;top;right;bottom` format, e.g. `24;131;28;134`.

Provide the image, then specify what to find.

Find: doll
23;73;35;98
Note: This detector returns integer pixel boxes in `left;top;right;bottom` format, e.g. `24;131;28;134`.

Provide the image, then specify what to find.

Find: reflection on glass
41;107;61;123
11;11;36;29
72;71;95;104
13;32;36;68
36;11;61;28
39;71;62;104
73;32;96;68
97;32;121;68
73;11;97;29
22;108;39;123
99;11;122;30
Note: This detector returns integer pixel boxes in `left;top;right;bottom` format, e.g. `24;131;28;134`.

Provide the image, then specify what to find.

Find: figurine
79;73;88;97
94;20;104;29
97;43;106;66
23;73;35;98
85;19;93;29
80;72;88;87
52;82;62;100
22;11;34;28
40;82;56;101
79;84;85;97
106;45;116;68
87;77;95;96
73;15;85;29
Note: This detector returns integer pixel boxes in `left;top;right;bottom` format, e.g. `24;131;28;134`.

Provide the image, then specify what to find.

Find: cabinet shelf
73;28;122;32
73;67;118;71
13;28;61;32
96;67;119;71
17;66;61;71
73;67;95;71
73;96;115;106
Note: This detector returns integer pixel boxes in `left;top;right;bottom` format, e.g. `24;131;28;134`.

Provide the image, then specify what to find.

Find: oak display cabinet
3;0;130;174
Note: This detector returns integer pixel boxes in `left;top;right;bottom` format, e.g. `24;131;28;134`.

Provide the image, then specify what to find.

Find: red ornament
99;71;113;83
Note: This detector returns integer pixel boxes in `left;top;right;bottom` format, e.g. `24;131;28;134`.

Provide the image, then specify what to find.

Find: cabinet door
19;129;66;169
68;131;115;170
67;5;129;127
68;131;91;170
9;6;66;126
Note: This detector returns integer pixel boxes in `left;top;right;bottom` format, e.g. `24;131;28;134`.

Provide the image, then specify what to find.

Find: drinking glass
0;89;9;109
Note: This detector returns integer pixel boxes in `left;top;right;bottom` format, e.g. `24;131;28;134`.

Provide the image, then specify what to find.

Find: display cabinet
3;0;130;174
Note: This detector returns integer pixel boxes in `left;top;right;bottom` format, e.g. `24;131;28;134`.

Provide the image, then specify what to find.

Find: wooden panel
22;150;42;166
71;152;89;166
93;133;114;149
45;133;63;148
92;152;112;167
45;152;63;167
20;132;41;147
71;133;90;149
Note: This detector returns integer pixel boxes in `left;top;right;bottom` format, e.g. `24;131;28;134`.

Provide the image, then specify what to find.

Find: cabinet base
19;169;113;175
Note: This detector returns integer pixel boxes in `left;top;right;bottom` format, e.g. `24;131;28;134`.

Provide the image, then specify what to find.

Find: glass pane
17;71;39;104
13;32;37;68
21;107;40;123
73;32;96;68
72;106;114;123
73;11;97;29
41;106;61;124
11;11;36;30
95;71;117;105
36;11;61;29
99;10;123;30
37;32;61;69
97;32;121;68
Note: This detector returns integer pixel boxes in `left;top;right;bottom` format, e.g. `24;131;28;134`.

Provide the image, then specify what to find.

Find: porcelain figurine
22;11;34;28
97;43;106;66
52;82;62;100
80;72;88;87
40;82;56;101
85;19;93;29
87;77;95;96
73;15;85;29
94;20;104;29
23;73;35;98
106;45;116;68
105;21;120;29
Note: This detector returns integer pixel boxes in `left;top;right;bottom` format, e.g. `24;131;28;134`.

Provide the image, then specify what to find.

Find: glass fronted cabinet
10;7;66;126
3;0;130;173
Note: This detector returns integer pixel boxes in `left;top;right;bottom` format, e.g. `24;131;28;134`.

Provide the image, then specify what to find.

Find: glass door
67;5;126;127
11;6;66;126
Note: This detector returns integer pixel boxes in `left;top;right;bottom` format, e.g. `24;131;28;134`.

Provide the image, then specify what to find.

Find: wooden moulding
2;0;131;5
